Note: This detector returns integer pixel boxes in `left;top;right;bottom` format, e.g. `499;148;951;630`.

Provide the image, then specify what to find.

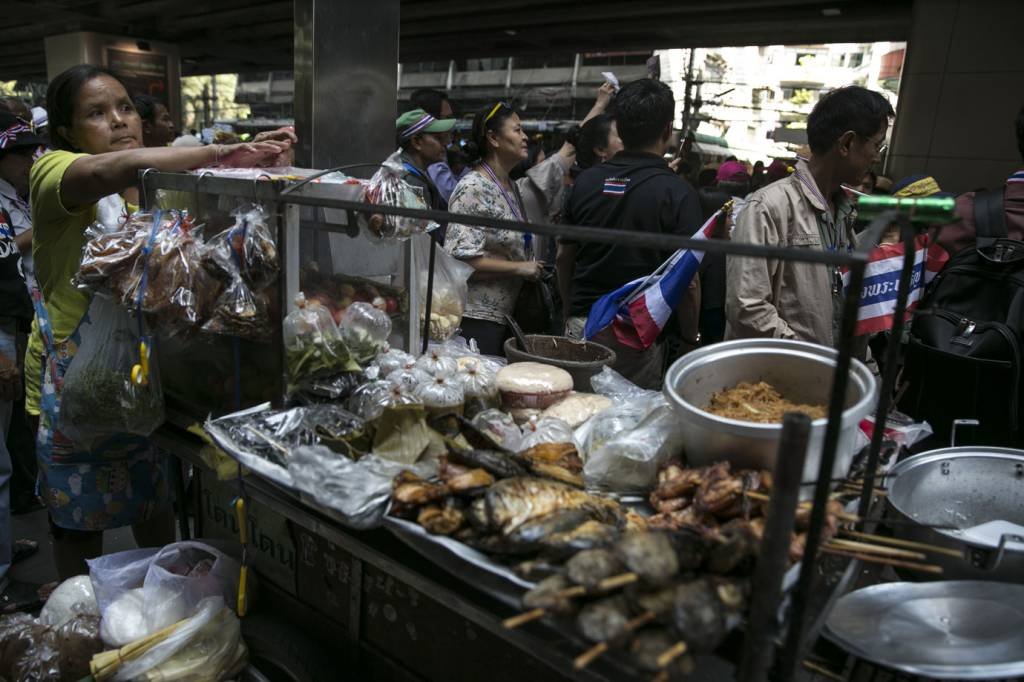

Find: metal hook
139;167;157;210
195;170;215;219
252;173;272;207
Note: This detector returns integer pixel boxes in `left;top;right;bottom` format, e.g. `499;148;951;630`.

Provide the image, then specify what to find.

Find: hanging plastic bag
202;205;279;291
520;416;575;451
364;150;438;240
339;302;392;364
111;597;247;682
414;234;474;342
582;395;686;494
284;293;360;386
72;213;149;292
59;295;165;449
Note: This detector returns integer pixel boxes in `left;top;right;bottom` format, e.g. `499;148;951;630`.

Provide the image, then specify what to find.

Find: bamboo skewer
840;529;963;558
90;616;191;681
802;659;844;681
550;585;587;600
744;490;859;522
824;538;927;561
597;572;639;591
655;641;689;668
820;546;944;574
503;608;546;629
573;612;656;670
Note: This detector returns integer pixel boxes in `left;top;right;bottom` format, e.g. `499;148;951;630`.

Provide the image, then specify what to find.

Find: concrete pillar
888;0;1024;193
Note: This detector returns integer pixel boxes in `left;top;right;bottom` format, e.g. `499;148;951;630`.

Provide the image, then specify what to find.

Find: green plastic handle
855;195;957;224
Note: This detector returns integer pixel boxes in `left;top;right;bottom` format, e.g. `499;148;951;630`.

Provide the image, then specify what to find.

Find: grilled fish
471;477;623;535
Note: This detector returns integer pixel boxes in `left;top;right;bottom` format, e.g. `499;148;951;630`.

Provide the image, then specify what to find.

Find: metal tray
384;516;534;608
824;580;1024;679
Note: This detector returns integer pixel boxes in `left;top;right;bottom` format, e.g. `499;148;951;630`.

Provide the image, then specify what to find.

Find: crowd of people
0;65;1020;607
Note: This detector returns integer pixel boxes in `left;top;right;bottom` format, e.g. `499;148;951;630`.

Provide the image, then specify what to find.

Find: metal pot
663;339;876;488
885;447;1024;582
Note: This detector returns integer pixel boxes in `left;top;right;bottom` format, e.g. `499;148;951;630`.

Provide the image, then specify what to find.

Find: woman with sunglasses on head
444;87;615;355
27;64;294;579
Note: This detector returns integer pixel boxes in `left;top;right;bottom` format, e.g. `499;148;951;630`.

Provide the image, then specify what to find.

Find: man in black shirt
557;79;702;389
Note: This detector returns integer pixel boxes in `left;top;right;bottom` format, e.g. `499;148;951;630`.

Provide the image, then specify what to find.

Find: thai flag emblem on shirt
603;178;629;196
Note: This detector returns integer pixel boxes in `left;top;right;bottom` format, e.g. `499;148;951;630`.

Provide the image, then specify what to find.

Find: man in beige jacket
726;86;894;347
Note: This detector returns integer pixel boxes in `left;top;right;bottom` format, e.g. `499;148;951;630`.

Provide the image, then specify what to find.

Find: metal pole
422;232;438;354
681;47;695;134
857;216;917;519
779;256;867;679
739;412;811;682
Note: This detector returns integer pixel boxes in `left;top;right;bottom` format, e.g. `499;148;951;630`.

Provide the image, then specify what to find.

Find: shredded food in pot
705;381;827;424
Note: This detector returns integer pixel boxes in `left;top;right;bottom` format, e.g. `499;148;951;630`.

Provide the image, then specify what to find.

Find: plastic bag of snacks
375;347;416;377
519;416;575;451
364;150;438;240
414;234;474;341
338;302;392;364
284;293;359;385
415;347;458;378
456;358;499;416
59;296;164;449
202;205;279;291
73;213;149;292
413;374;465;416
386;361;432;392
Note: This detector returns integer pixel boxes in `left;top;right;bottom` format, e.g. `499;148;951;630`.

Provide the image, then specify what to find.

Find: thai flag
840;234;949;336
584;209;723;350
603;178;628;196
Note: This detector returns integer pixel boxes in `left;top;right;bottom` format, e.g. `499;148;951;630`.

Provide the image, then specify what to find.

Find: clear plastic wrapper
413;374;465;416
200;275;272;340
582;395;686;494
339;302;392;363
289;371;364;403
519;416;575;451
0;613;102;682
72;212;150;292
112;597;247;682
456;358;499;416
541;393;614;429
589;365;656;402
291;447;438;529
854;410;933;452
364;150;438;240
39;576;98;629
375;347;416;377
386;363;433;392
471;409;523;452
202;205;279;291
284;293;359;385
59;296;164;449
414;235;474;341
346;380;397;421
415;347;459;377
205;403;369;482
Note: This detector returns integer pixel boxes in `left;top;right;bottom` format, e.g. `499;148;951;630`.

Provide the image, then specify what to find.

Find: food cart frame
138;168;922;681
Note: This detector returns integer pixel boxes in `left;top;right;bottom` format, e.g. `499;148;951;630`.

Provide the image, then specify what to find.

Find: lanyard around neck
480;161;524;222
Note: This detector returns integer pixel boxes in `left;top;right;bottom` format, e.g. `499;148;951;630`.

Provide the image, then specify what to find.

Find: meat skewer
820;546;944;573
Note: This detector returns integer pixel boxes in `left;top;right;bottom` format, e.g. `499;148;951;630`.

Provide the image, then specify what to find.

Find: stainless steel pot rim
886;446;1024;546
664;338;876;433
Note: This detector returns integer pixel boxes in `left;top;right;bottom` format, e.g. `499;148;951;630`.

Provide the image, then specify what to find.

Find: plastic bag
414;235;474;341
346;380;397;421
113;597;247;682
201;274;272;340
456;358;499;416
59;295;164;448
414;374;465;416
0;612;102;682
89;542;241;648
39;576;98;629
202;205;279;291
471;409;523;452
542;393;614;429
113;210;210;338
520;416;575;451
582;395;686;494
375;347;415;377
590;365;656;403
73;213;149;292
364;150;438;240
284;293;360;385
292;447;438;529
339;302;392;363
854;411;933;452
415;347;458;377
386;362;433;392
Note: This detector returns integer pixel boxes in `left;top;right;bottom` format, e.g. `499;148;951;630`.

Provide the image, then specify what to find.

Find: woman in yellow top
29;64;293;579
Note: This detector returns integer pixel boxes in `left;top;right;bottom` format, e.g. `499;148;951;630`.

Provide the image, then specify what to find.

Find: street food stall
74;162;1010;682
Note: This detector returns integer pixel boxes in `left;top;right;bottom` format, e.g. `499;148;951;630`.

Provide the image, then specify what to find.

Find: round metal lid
825;581;1024;679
